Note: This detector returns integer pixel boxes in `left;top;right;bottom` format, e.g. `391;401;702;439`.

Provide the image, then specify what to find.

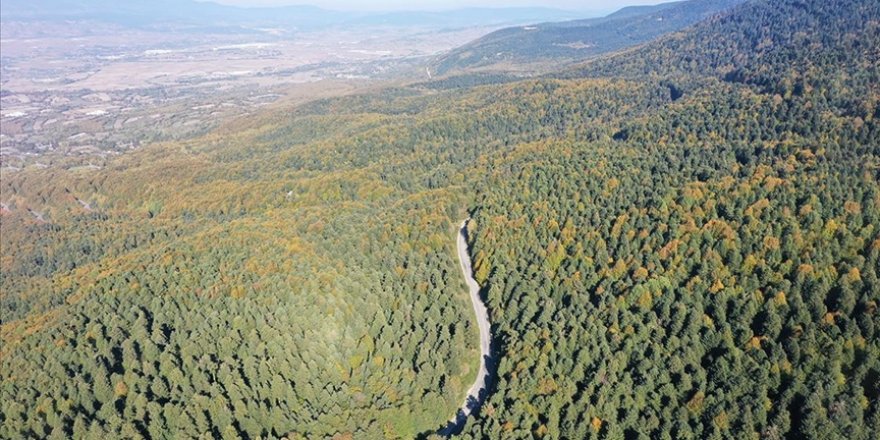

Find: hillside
429;0;745;75
463;0;880;437
563;0;880;95
1;0;878;439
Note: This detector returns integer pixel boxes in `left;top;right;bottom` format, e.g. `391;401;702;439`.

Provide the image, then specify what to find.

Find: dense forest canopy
1;0;878;439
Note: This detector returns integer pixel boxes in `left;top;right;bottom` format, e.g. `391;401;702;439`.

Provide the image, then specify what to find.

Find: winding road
439;219;494;437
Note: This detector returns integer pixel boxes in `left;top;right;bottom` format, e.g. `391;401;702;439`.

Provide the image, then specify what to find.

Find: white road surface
439;218;493;436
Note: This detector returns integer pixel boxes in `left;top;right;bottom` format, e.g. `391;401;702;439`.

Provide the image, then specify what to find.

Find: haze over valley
0;0;582;168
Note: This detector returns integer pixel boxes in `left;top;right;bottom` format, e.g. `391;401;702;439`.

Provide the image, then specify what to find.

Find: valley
0;0;589;169
0;20;506;169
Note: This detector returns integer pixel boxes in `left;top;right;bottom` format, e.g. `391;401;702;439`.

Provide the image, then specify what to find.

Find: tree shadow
434;325;499;437
418;218;500;438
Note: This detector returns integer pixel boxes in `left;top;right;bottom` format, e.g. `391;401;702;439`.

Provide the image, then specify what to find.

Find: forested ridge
1;0;878;439
463;0;880;438
431;0;745;75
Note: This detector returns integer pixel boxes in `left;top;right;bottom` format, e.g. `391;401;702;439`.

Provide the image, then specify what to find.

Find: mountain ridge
430;0;746;75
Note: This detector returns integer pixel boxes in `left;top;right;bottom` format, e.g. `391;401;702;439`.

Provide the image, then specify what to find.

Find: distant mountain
342;7;583;29
0;0;581;32
430;0;746;75
0;0;338;28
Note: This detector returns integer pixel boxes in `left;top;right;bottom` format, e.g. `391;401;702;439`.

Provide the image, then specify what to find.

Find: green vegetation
1;0;878;439
462;0;880;438
0;112;486;438
431;0;744;75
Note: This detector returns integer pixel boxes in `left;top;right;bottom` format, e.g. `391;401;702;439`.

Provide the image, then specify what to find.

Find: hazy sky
201;1;665;12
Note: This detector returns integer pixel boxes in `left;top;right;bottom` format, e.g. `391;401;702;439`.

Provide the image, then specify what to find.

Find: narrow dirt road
439;219;493;437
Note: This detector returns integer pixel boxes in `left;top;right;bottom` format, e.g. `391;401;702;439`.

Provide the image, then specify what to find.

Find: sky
199;0;665;12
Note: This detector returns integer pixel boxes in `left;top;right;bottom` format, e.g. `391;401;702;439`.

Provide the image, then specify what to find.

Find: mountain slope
430;0;745;75
462;0;880;438
564;0;880;106
0;0;878;439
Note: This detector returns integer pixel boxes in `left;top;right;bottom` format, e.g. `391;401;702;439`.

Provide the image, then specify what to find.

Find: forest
1;0;878;439
430;0;744;75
